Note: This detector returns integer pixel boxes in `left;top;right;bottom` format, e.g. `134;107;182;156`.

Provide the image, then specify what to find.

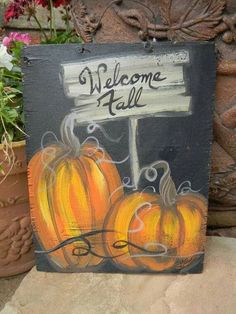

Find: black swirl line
113;240;166;255
36;229;126;259
35;230;113;255
35;230;171;260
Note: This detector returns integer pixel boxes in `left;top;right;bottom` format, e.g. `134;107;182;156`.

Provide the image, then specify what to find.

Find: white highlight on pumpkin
128;201;152;234
124;249;204;260
122;242;168;260
39;131;73;192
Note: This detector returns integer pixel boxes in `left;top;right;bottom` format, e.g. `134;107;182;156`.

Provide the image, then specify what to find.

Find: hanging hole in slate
23;57;32;65
79;47;91;54
143;41;154;53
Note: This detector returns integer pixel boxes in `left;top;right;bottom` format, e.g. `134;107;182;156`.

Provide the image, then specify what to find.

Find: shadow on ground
0;274;26;311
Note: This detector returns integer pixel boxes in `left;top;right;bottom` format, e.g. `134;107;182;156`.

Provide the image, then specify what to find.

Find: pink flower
2;32;31;47
2;37;11;47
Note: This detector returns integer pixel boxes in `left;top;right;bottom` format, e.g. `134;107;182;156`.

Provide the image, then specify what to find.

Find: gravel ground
0;274;26;312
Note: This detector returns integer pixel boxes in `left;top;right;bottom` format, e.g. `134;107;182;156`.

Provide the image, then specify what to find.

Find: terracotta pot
209;63;236;208
0;140;35;277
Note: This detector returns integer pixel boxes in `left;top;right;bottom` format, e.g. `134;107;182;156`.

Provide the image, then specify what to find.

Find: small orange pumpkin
28;141;124;270
104;161;207;272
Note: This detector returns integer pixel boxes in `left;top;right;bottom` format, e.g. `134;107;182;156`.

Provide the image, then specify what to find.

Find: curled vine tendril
82;136;129;165
87;121;124;143
177;180;201;195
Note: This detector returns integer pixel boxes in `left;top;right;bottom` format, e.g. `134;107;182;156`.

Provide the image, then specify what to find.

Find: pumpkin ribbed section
28;142;124;270
104;192;207;272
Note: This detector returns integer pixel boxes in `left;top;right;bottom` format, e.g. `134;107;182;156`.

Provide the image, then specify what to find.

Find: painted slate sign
23;42;216;274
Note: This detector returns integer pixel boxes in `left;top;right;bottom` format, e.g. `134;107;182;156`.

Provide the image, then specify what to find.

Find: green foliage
41;30;82;44
0;42;25;143
1;1;82;145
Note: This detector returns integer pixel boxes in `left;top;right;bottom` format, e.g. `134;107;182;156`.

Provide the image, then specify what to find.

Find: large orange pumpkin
28;141;124;271
104;162;207;272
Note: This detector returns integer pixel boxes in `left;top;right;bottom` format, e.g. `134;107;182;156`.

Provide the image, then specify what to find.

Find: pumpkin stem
159;161;177;207
60;113;81;155
143;161;177;206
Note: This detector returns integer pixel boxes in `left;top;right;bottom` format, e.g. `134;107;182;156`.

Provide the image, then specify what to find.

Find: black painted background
23;42;216;274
